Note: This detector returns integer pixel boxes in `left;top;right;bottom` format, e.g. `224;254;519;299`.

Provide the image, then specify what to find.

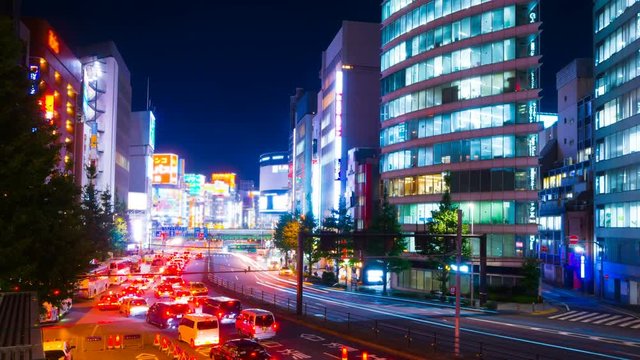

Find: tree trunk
382;261;388;295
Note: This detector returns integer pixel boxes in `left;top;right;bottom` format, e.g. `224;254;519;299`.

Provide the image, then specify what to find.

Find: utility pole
296;231;304;315
454;209;462;357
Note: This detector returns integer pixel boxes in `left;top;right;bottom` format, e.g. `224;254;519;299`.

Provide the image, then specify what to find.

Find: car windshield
192;283;205;289
255;315;274;327
197;320;218;330
131;299;146;306
237;344;267;358
44;350;66;359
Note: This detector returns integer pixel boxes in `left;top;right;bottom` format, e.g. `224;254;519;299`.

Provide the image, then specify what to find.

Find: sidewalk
541;283;640;317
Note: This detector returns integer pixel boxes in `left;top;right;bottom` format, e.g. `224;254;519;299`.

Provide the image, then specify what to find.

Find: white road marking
569;313;603;322
549;310;576;319
556;311;588;321
593;315;621;324
323;352;340;359
606;317;635;326
619;319;640;328
582;313;611;323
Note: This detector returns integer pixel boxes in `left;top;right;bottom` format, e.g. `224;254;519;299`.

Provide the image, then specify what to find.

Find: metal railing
205;274;562;360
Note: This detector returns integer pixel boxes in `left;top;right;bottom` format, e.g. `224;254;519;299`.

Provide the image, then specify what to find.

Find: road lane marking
582;313;611;323
605;317;635;326
632;323;640;329
323;353;340;359
619;319;640;328
549;311;576;319
569;312;603;322
557;311;588;321
593;315;621;324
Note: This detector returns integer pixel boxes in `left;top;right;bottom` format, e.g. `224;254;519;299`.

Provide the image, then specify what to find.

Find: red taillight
272;322;278;330
252;325;256;331
250;352;257;357
165;311;171;316
217;312;223;318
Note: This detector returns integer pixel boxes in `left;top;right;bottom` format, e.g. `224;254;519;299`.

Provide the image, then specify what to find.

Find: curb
531;308;560;316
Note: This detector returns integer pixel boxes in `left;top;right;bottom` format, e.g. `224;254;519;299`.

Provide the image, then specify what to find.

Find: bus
76;264;110;299
108;259;131;286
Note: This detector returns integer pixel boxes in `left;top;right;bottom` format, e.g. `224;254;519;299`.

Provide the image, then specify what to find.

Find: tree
0;18;96;304
273;213;298;267
366;191;410;295
300;212;323;276
322;198;354;278
81;164;110;259
521;257;541;298
423;173;470;295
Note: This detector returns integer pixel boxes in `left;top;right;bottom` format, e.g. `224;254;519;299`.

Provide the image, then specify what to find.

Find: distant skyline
21;0;592;183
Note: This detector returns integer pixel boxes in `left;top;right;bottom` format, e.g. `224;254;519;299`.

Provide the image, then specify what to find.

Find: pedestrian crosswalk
548;310;640;329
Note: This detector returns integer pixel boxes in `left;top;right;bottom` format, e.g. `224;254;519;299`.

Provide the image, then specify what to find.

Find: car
127;278;151;290
155;284;175;299
120;286;144;298
209;338;271;360
43;340;75;360
173;289;192;303
163;264;181;276
119;297;149;317
189;282;208;296
97;294;120;310
163;276;187;288
195;253;204;260
178;313;220;347
278;267;294;276
202;297;242;324
146;302;191;329
235;309;277;340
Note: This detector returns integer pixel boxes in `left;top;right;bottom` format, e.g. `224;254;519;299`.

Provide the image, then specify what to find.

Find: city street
207;250;640;360
42;255;393;360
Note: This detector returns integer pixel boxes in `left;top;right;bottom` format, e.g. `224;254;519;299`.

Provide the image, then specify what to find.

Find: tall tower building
316;21;380;219
380;0;542;290
593;1;640;304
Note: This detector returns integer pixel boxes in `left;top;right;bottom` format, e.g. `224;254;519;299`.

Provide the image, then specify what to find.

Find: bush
321;271;337;286
484;301;498;310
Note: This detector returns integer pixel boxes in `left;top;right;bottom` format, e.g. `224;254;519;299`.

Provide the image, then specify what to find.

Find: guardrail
205;273;562;360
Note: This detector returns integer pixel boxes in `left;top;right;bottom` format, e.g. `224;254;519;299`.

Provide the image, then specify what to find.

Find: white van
235;309;277;340
178;313;219;347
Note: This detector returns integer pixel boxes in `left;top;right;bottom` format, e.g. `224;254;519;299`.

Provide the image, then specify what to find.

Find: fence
205;274;564;360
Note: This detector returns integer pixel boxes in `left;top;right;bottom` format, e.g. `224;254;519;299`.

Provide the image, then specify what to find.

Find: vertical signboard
152;154;179;185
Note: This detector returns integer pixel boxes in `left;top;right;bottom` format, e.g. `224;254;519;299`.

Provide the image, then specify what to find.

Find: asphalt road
42;254;394;360
207;251;640;360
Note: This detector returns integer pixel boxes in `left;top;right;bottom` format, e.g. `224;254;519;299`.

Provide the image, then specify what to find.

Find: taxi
43;340;75;360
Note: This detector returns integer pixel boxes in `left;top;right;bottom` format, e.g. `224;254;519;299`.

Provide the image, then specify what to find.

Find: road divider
83;335;104;351
122;334;144;349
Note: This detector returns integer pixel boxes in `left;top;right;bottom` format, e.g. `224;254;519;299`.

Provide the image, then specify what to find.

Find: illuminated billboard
259;191;289;213
153;153;179;185
259;164;289;192
209;173;236;196
184;174;205;196
152;187;184;225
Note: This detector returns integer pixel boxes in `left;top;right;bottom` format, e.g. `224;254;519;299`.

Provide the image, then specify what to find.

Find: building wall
379;0;542;280
23;19;82;179
317;21;380;219
78;42;132;203
593;0;640;305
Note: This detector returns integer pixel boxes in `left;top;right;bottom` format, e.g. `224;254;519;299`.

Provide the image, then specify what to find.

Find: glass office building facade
593;0;640;304
380;0;542;289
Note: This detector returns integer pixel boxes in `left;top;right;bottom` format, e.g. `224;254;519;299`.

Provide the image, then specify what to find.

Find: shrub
321;271;337;285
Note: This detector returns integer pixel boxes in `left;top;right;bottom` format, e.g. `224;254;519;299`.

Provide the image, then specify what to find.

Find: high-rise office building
316;21;380;219
291;90;318;216
380;0;542;291
593;0;640;304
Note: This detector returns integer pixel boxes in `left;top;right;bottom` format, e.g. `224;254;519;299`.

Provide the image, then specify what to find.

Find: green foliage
0;18;94;304
322;198;354;261
273;213;300;266
520;257;541;295
321;271;337;286
423;173;470;294
366;191;410;294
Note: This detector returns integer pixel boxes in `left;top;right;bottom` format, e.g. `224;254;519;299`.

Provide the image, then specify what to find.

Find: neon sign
48;30;60;54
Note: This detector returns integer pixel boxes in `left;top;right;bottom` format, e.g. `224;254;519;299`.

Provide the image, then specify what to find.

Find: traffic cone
173;344;182;359
107;335;114;350
362;351;368;360
161;337;169;352
341;347;348;360
114;335;122;349
153;333;160;347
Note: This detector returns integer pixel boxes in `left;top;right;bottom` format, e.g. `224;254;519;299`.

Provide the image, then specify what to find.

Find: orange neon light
48;30;60;54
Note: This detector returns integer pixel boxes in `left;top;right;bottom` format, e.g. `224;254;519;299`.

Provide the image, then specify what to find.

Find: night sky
21;0;592;183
